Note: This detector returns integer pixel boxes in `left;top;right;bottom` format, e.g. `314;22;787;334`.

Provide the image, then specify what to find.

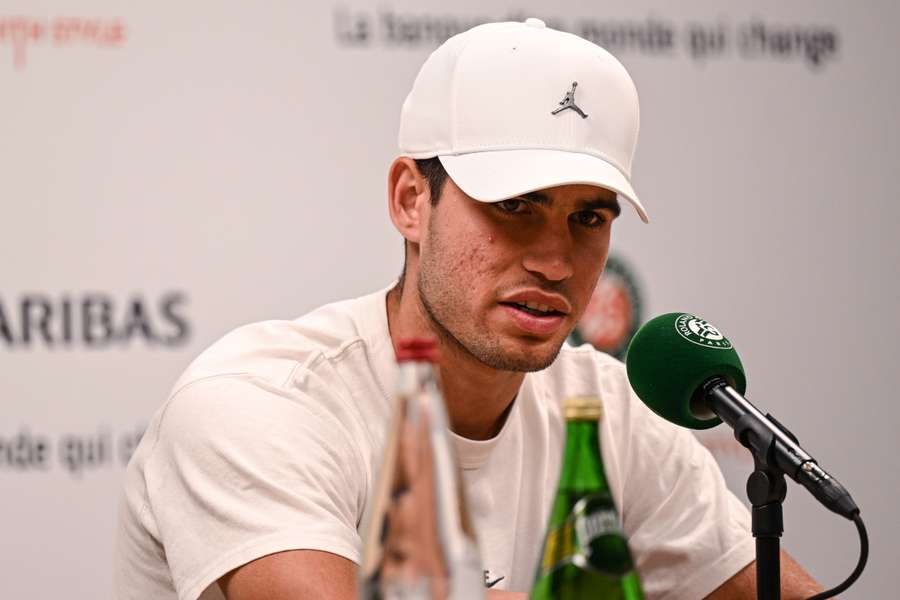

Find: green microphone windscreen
625;312;747;430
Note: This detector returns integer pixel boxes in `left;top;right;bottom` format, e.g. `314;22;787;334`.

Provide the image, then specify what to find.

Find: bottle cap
395;338;441;363
563;396;603;421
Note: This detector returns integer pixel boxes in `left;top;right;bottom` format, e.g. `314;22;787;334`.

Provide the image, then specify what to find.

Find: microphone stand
703;379;794;600
741;420;786;600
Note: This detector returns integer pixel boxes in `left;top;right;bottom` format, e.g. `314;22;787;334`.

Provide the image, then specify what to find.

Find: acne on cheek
443;220;502;279
449;240;493;279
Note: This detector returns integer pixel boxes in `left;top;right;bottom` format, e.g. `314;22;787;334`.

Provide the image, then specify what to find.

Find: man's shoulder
172;288;390;395
133;289;391;478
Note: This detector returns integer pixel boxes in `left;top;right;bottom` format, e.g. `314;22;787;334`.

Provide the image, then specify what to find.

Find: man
116;18;823;599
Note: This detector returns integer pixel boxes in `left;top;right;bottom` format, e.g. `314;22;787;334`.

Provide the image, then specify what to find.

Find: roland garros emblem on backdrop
567;256;642;360
674;314;733;349
551;81;588;119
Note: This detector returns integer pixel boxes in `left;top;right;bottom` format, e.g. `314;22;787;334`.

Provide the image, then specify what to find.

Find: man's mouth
498;301;567;335
501;301;565;317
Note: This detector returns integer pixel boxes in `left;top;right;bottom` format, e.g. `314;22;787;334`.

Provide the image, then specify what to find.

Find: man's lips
498;290;571;315
499;303;567;335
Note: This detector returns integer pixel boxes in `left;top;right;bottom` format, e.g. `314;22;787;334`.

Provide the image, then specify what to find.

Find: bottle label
575;498;620;543
540;494;632;577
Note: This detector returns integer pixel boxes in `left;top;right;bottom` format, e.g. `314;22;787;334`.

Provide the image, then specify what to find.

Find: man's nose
521;228;575;282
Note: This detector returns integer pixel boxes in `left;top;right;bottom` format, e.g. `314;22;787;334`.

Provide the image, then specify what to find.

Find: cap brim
439;149;648;223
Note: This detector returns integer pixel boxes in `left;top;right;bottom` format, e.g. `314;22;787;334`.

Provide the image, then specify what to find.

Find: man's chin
473;337;566;373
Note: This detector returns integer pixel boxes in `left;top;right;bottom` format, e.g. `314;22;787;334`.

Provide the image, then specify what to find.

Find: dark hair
414;157;448;206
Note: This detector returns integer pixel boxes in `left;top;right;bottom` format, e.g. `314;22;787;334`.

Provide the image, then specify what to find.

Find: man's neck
386;284;524;441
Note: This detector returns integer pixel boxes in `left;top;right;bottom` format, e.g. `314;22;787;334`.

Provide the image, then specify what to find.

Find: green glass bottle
530;397;644;600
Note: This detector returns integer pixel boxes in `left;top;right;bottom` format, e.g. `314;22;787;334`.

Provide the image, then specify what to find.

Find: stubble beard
416;235;566;373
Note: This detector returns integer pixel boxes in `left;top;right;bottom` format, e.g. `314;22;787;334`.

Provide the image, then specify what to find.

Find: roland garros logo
675;314;732;349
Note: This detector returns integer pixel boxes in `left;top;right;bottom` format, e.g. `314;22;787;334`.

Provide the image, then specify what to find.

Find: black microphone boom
697;376;858;520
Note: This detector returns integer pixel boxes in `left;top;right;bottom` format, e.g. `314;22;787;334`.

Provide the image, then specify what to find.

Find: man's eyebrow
518;191;622;217
580;197;622;217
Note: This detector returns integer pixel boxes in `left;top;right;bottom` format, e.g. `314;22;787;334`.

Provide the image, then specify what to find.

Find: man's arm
218;550;527;599
706;551;824;600
219;550;357;600
219;549;824;600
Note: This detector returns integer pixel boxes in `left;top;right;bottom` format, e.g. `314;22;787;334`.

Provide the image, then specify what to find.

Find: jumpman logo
551;81;588;119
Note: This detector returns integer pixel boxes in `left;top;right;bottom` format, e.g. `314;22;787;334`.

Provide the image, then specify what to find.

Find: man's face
416;176;620;372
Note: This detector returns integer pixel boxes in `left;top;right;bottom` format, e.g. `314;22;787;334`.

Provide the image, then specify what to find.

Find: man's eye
572;211;606;228
496;199;527;213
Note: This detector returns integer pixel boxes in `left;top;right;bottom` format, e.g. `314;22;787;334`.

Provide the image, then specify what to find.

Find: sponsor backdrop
2;1;897;597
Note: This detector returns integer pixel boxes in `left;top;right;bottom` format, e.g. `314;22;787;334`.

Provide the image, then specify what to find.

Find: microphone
625;312;858;520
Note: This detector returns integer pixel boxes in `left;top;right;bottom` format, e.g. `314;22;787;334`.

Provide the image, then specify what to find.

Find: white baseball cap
399;18;648;223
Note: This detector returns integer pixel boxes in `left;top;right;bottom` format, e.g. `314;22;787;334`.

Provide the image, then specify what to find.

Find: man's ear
387;157;431;244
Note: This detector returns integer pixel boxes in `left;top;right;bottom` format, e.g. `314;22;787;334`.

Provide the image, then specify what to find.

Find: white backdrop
2;1;898;598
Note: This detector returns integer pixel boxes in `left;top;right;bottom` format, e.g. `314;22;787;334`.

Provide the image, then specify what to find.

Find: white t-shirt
115;287;754;600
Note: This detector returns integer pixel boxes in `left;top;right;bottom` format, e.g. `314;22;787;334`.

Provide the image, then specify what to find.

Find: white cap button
524;18;546;29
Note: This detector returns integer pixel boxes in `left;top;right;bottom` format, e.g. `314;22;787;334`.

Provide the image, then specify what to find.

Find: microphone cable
805;512;868;600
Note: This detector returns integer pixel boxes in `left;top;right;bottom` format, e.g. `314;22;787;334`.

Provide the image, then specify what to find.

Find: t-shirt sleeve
611;385;755;600
141;374;366;600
